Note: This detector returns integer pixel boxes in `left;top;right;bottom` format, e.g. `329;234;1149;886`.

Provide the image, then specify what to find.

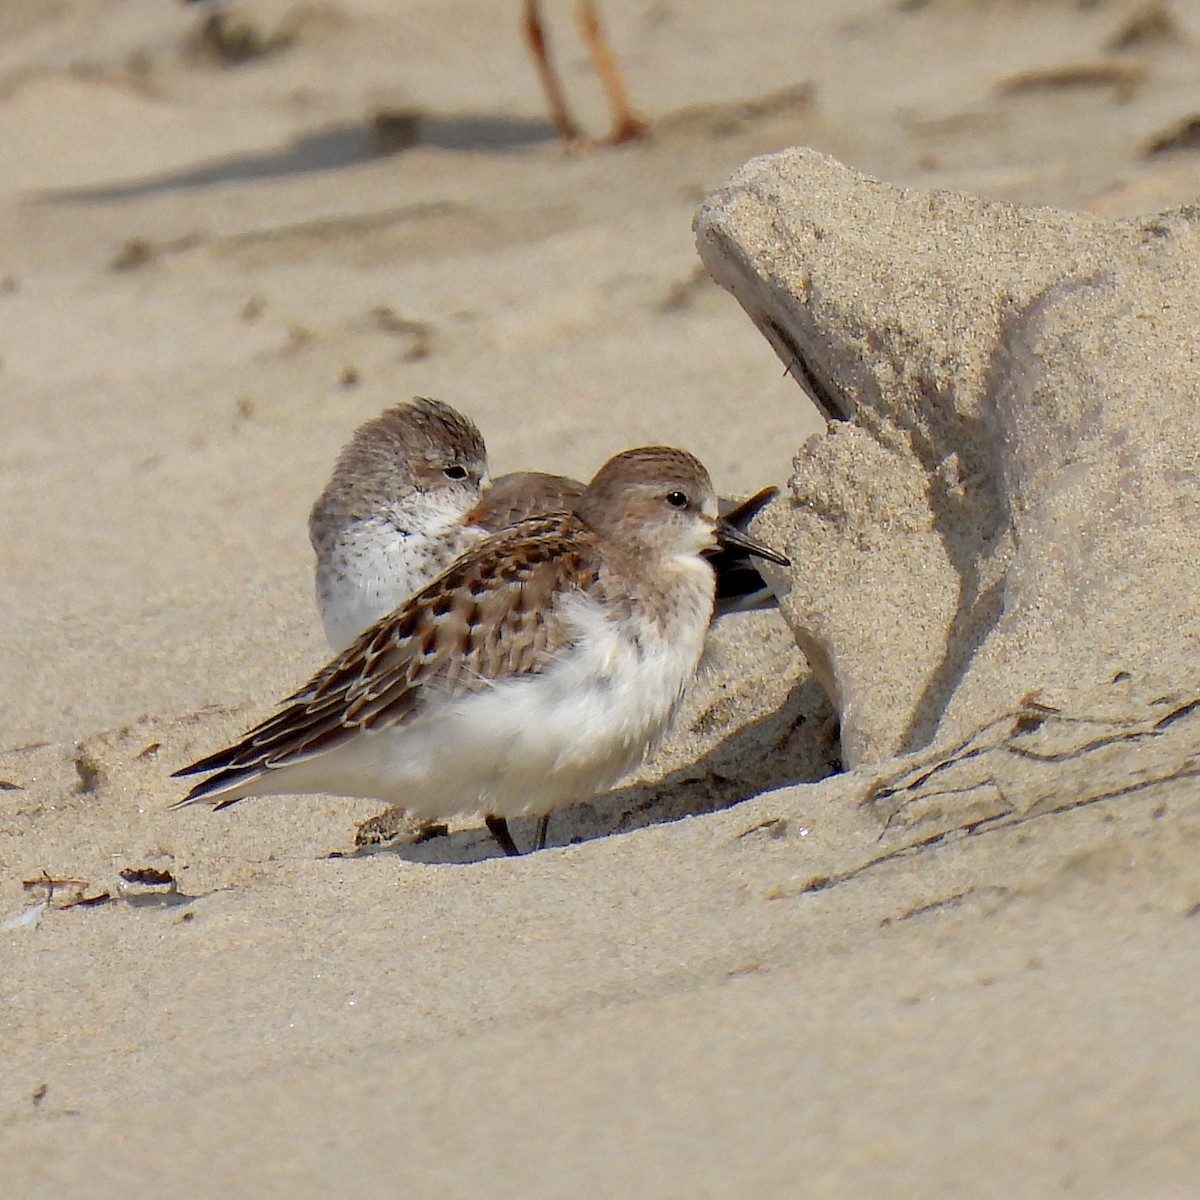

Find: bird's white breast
286;556;714;822
315;507;472;652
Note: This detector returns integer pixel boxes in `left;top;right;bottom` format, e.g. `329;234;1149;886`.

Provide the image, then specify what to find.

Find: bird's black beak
714;518;789;567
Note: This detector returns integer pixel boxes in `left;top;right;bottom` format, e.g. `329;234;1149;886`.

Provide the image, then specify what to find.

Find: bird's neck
594;543;716;635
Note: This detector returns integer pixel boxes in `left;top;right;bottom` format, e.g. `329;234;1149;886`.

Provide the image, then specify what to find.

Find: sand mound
699;147;1200;767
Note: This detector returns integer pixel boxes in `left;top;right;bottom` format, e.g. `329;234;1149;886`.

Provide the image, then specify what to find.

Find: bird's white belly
294;597;707;821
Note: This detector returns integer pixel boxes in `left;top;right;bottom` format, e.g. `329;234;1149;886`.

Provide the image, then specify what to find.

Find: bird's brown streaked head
310;397;489;534
577;446;788;568
576;446;719;556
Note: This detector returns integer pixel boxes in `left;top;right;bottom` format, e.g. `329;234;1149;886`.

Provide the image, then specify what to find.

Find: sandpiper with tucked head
309;398;491;654
175;447;789;856
310;398;781;654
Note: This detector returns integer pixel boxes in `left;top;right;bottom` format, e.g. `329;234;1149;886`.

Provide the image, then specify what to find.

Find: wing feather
173;514;599;804
464;472;584;532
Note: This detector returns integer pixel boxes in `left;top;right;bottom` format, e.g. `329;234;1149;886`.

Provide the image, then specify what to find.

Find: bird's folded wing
174;514;599;782
465;471;585;531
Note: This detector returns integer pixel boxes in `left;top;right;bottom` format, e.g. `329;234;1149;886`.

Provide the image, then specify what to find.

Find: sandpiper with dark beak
176;446;788;856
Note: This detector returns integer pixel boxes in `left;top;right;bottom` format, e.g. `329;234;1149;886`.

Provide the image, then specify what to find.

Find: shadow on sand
37;113;558;204
339;677;841;866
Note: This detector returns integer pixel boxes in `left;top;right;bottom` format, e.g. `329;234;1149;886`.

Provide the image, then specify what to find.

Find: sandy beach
4;0;1200;1194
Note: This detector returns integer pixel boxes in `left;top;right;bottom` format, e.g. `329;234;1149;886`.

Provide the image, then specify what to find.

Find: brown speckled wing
174;514;600;801
465;472;585;532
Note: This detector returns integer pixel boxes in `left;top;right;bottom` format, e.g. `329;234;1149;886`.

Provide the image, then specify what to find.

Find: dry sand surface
4;0;1200;1195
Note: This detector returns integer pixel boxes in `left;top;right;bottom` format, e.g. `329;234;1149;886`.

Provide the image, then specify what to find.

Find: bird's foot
485;814;523;857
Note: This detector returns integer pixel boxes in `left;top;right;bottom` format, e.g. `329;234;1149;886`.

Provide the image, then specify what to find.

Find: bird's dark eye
443;465;469;481
665;491;689;509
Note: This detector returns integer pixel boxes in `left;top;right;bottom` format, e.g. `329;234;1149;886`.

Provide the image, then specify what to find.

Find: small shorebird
174;447;788;855
309;398;491;654
310;398;780;653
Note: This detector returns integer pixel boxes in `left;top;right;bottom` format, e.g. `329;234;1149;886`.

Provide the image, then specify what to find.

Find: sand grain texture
5;0;1200;1195
697;147;1200;766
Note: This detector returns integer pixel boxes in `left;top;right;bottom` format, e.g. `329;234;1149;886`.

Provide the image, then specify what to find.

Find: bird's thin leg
535;814;550;850
486;814;523;857
577;0;648;143
522;0;584;147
